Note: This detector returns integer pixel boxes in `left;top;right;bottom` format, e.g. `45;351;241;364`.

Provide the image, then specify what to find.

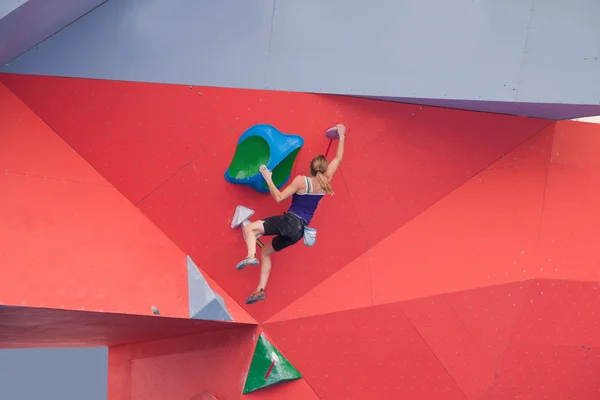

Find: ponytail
316;171;334;195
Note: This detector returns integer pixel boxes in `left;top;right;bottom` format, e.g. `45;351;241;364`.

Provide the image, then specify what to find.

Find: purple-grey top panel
2;0;533;99
0;0;105;66
517;0;600;104
0;0;25;17
3;0;600;117
268;0;532;99
369;96;600;120
0;3;23;64
1;0;275;89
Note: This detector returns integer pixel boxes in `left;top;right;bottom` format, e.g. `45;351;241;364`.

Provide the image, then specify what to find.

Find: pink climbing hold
325;126;340;139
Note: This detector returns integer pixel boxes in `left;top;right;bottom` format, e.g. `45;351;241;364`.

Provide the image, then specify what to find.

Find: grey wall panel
517;0;600;104
268;0;532;100
0;0;25;17
0;0;105;66
0;347;108;400
3;0;600;119
0;4;23;64
2;0;275;88
1;0;534;99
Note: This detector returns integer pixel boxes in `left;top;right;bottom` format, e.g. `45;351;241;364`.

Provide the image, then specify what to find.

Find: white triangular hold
187;256;232;321
231;205;255;228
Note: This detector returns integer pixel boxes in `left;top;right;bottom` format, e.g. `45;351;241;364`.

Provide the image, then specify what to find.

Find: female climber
235;124;347;304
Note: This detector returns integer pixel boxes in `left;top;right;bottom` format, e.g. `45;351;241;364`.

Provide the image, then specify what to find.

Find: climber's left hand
259;165;273;182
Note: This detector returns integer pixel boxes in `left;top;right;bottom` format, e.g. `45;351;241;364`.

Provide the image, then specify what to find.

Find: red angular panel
369;131;551;306
537;122;600;282
511;279;600;347
0;82;109;185
263;303;467;400
445;281;531;363
267;254;373;323
239;378;320;400
0;172;189;317
1;73;237;204
0;83;189;317
340;109;550;246
108;345;132;400
489;124;555;170
490;343;600;399
537;164;600;281
400;295;497;399
127;326;257;400
551;120;600;167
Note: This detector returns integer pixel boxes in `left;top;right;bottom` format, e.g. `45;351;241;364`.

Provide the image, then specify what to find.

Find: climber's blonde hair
310;155;334;195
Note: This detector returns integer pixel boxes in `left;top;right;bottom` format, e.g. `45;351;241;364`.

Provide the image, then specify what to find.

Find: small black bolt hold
151;306;160;315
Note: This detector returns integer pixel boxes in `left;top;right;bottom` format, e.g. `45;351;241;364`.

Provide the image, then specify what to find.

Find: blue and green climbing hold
224;124;304;193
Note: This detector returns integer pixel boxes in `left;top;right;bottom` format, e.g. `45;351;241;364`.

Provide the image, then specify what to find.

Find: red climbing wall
0;81;189;317
4;72;600;399
536;120;600;281
0;73;550;323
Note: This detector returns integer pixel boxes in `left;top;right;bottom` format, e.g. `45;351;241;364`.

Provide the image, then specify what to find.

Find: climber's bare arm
261;166;303;203
325;124;346;181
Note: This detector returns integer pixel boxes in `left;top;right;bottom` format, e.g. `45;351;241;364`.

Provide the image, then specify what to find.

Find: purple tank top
288;177;325;224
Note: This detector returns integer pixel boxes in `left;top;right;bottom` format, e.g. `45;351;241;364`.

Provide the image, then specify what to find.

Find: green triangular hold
242;333;302;394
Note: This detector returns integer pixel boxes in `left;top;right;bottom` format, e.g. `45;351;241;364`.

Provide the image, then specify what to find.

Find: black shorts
262;212;306;251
